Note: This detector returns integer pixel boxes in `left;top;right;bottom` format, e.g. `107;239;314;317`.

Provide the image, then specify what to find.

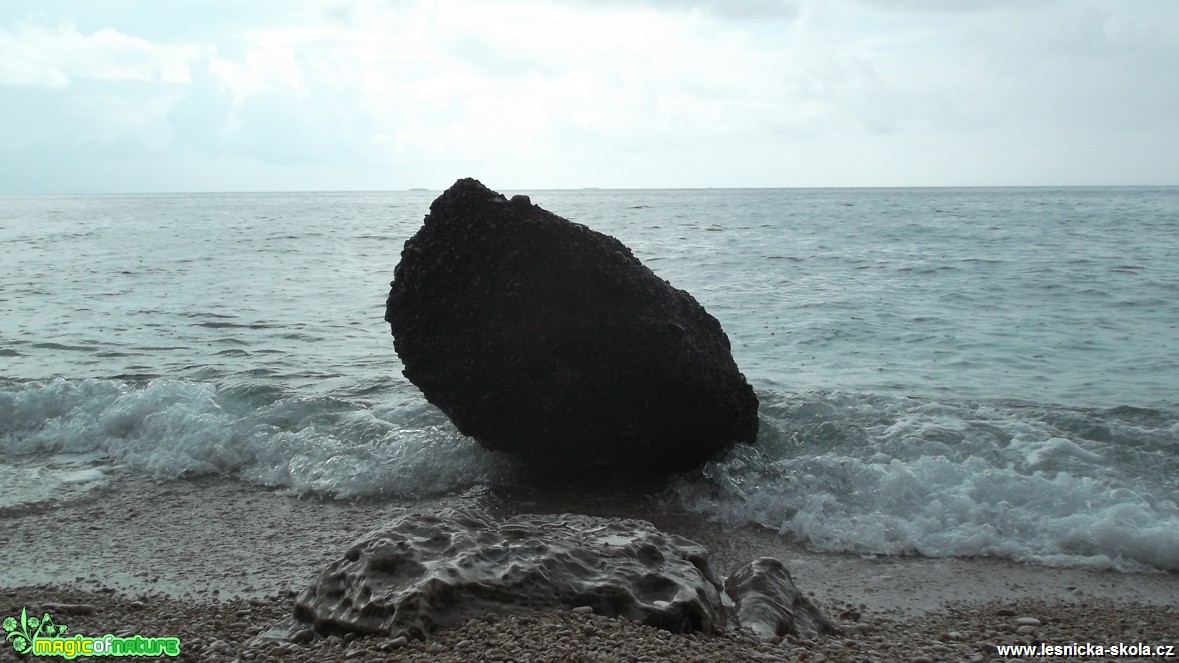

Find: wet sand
2;475;1177;661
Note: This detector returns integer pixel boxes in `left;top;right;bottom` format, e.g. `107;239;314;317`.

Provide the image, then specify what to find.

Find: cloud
158;1;802;165
852;0;1031;12
580;0;801;20
0;20;201;168
1;0;1177;191
951;2;1179;131
0;20;208;87
168;57;381;166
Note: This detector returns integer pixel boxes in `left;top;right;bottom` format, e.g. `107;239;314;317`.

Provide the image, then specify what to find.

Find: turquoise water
2;187;1177;570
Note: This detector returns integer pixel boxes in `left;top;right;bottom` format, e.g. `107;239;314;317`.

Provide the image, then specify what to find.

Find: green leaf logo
3;607;71;654
3;608;34;654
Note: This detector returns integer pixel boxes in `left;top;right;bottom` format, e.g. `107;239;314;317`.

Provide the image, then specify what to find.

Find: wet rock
41;602;96;616
724;557;836;640
385;178;758;474
293;509;833;643
293;509;727;640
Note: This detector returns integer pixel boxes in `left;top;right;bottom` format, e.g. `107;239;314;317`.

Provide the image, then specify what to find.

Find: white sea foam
8;378;1175;571
0;453;114;512
58;467;109;485
0;378;507;500
668;392;1179;572
1020;436;1105;468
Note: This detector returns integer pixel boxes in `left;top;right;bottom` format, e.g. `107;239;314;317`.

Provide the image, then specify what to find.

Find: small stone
571;606;594;615
1014;617;1041;627
1017;625;1038;635
389;636;408;649
43;603;96;616
725;557;835;639
995;608;1016;616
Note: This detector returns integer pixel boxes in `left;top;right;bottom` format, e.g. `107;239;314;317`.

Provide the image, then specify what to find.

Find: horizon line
3;183;1178;196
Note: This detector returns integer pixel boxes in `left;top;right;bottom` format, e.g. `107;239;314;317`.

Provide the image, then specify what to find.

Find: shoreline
2;474;1177;661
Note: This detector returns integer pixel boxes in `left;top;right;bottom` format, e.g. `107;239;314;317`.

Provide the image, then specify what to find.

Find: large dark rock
291;509;832;641
385;178;758;473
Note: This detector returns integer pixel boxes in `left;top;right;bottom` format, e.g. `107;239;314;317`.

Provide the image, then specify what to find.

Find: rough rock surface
293;509;729;640
724;557;836;640
292;510;831;643
385;178;759;473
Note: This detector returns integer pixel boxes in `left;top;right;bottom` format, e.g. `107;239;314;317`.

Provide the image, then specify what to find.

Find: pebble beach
3;475;1178;662
5;586;1178;663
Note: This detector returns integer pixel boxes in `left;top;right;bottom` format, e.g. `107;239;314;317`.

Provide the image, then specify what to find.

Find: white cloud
0;0;1177;191
0;21;208;87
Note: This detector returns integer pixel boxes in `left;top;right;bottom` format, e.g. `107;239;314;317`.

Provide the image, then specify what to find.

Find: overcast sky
2;0;1177;192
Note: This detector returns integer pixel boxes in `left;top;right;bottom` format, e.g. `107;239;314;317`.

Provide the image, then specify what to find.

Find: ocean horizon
4;183;1177;196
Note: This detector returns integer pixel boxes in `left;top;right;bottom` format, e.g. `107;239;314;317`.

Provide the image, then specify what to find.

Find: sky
1;0;1177;192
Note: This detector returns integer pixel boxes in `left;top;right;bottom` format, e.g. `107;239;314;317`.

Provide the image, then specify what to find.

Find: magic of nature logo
3;607;180;658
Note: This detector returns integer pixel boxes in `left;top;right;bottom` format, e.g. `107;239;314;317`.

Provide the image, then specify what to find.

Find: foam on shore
4;377;1178;572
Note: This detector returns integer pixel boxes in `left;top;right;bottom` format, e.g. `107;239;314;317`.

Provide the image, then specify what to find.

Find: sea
2;186;1177;572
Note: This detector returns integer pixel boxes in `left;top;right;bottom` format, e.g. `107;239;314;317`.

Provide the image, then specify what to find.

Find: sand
3;475;1178;662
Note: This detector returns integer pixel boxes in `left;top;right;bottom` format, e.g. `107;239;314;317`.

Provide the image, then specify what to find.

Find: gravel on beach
4;585;1177;663
4;477;1179;662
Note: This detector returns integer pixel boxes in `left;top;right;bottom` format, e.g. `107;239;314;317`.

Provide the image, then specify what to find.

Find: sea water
2;187;1177;571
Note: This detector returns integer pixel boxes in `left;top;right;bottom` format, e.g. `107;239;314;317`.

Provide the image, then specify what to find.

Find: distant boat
408;187;430;191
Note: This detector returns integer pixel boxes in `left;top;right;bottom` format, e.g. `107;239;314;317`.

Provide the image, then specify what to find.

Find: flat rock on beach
291;509;832;640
